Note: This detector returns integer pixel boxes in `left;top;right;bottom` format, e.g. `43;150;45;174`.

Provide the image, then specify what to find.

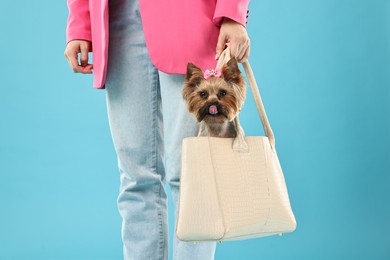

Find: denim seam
148;62;166;260
156;71;167;260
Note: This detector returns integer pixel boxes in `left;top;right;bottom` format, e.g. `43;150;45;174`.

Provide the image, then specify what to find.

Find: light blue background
0;0;389;259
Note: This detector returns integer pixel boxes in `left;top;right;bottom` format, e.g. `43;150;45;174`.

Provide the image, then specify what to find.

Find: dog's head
182;57;246;124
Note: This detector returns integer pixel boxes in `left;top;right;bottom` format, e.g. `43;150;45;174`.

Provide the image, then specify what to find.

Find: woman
64;0;250;259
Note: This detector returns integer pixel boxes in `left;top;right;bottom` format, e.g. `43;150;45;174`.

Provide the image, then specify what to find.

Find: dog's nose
207;96;219;103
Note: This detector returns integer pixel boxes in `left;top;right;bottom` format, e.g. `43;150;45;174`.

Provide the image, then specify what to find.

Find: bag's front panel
210;137;296;239
176;138;225;241
209;137;271;238
177;136;297;241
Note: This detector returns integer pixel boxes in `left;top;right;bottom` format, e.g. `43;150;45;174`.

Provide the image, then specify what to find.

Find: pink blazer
66;0;250;89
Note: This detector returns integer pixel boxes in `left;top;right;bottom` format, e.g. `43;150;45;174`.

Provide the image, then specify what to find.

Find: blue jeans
105;0;217;259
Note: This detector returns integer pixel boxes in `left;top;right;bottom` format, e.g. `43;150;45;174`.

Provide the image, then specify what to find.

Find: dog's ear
186;63;203;82
185;63;203;91
183;63;204;100
222;57;243;85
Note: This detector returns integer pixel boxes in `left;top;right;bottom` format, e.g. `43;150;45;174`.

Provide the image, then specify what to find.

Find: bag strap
216;47;276;150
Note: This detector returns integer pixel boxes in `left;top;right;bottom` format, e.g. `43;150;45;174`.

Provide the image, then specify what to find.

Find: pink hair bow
204;69;222;79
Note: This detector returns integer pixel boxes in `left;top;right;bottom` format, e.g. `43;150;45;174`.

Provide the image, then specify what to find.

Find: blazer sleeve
66;0;92;43
213;0;250;28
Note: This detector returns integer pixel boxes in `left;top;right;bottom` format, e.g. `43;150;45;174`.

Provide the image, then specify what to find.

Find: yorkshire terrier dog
182;57;246;138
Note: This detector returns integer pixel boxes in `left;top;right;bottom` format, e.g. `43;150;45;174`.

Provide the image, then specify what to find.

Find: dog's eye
218;90;227;97
199;92;208;99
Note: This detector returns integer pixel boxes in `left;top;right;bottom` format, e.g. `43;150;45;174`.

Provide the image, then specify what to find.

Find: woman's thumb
215;33;226;60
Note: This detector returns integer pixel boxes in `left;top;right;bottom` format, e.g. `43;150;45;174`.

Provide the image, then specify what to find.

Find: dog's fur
182;57;246;138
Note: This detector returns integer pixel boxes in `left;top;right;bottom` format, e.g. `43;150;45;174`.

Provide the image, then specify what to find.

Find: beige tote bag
176;48;297;242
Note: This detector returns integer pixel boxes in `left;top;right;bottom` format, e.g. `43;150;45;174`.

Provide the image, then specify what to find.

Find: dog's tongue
209;105;218;115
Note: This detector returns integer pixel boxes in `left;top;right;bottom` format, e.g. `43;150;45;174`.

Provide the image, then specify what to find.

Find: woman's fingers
216;18;250;63
64;40;93;74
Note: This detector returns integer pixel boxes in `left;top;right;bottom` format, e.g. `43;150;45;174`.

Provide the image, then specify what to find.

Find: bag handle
216;47;276;150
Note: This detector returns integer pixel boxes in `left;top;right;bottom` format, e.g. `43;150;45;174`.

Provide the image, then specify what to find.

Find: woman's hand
64;40;93;74
215;18;250;63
